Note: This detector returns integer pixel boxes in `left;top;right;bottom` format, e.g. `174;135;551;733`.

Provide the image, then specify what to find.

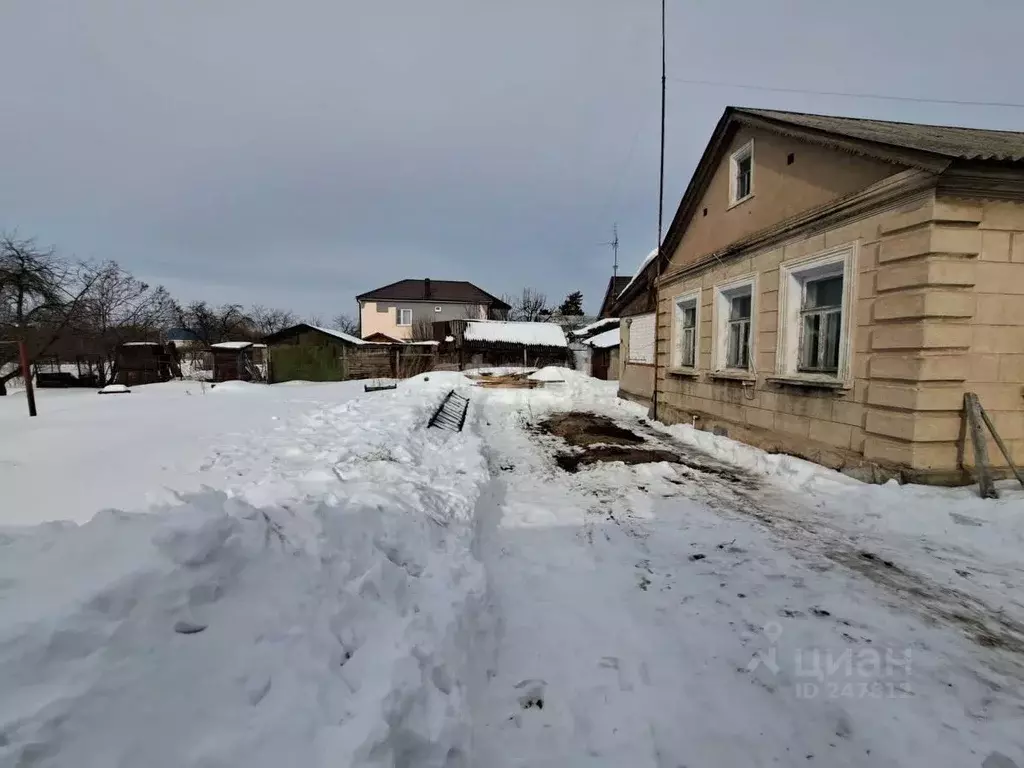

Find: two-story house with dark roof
357;279;510;341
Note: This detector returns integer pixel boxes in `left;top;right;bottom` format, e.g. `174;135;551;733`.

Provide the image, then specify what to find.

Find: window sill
727;193;754;211
667;367;700;378
765;375;850;391
709;369;755;382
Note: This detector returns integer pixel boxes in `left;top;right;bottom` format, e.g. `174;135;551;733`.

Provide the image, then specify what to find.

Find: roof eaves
732;109;953;172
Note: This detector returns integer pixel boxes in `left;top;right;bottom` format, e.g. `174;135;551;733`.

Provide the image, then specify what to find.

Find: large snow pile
98;383;131;394
527;366;570;382
0;382;494;767
462;321;567;348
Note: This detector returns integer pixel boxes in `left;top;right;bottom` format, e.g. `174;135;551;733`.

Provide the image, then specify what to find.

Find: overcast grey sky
2;1;1023;318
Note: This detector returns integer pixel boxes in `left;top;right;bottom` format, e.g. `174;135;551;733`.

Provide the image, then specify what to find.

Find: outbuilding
435;319;569;369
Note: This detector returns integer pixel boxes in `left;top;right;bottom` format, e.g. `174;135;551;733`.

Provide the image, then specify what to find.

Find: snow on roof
569;317;619;339
210;341;255;350
585;327;620;349
308;325;372;345
122;341;161;346
462;320;567;348
617;249;658;299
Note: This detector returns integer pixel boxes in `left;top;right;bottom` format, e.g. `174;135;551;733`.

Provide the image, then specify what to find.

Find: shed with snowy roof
434;319;569;370
262;323;424;383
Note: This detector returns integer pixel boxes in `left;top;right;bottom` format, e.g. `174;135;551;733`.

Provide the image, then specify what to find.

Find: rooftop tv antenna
602;224;620;278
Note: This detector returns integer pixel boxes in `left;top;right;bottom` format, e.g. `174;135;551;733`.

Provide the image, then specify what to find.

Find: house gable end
664;120;909;275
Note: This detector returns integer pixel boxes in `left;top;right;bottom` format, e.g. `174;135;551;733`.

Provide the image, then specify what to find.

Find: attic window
702;208;708;217
787;152;795;165
729;140;754;206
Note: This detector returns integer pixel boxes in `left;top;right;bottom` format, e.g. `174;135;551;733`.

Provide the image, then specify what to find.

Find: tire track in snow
471;382;1024;767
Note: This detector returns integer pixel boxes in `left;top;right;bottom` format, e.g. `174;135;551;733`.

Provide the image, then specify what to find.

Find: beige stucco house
615;107;1024;485
357;279;510;341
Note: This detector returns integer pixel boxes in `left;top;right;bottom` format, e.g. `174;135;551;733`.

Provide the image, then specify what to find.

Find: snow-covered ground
1;370;1022;767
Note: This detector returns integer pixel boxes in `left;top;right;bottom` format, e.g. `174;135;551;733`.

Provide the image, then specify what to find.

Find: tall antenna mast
611;223;619;278
650;0;667;423
657;0;666;256
600;224;620;278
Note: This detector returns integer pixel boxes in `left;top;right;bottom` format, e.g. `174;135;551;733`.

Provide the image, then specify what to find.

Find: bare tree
0;235;66;326
0;234;103;395
409;316;437;341
332;313;359;336
172;301;252;345
306;314;324;327
74;261;175;384
249;305;298;337
501;288;549;322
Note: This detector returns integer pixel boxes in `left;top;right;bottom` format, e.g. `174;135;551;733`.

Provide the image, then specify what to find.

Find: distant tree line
0;230;590;394
0;233;323;394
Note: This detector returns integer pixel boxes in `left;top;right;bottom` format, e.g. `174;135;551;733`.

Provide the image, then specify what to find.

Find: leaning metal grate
428;389;470;432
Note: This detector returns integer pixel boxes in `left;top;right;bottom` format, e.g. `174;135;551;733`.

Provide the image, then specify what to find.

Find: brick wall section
863;196;977;472
654;196;905;477
865;196;1024;474
963;199;1024;469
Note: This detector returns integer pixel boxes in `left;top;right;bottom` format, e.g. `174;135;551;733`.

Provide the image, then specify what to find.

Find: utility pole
658;0;666;254
19;340;36;417
650;0;667;422
0;340;36;416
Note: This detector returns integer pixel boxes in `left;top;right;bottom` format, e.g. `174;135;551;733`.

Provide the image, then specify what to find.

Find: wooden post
978;402;1024;490
19;340;37;417
964;392;997;499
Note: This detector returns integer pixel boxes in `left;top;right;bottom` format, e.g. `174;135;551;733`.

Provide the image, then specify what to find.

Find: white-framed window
672;290;700;368
729;140;754;206
776;243;857;382
712;275;757;371
397;308;413;326
434;305;443;313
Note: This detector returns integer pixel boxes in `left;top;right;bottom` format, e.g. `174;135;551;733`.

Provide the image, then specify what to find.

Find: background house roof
357;279;510;308
739;108;1024;163
210;341;262;350
569;317;620;340
262;323;376;346
598;276;631;318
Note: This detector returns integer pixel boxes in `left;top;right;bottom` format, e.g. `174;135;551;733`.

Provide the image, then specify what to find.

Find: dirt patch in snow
555;446;680;473
539;413;644;447
540;412;764;485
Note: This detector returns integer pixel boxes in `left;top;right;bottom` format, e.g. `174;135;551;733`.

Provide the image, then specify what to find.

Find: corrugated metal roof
740;108;1024;162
